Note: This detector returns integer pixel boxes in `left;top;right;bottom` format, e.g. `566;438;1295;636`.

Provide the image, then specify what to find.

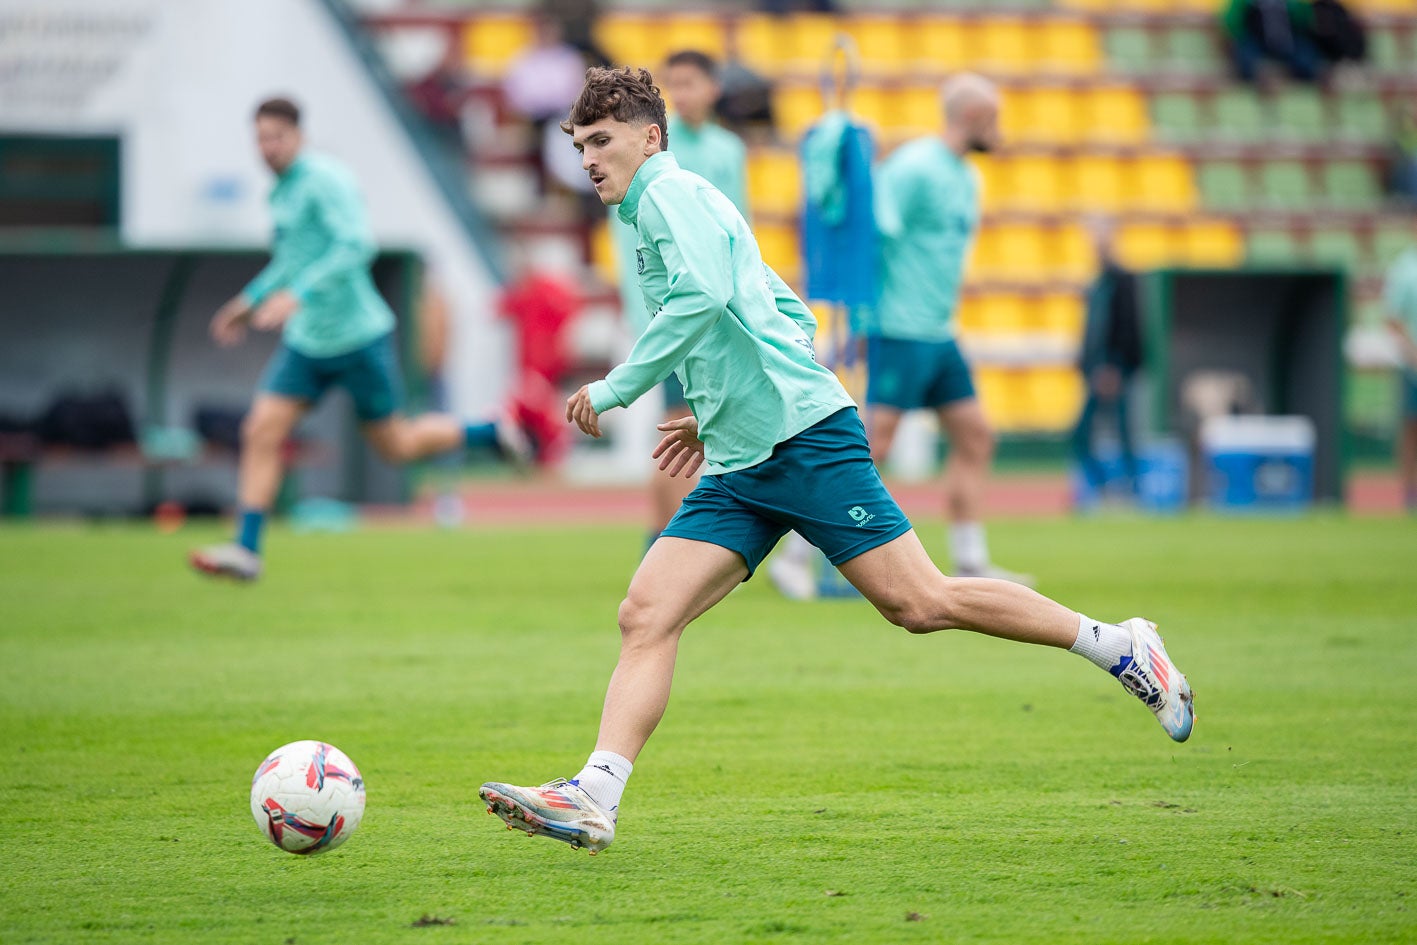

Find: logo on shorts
848;505;875;527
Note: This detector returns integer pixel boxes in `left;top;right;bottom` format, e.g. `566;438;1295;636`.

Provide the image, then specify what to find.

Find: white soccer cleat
479;778;616;855
1115;617;1195;742
767;552;818;601
189;542;262;582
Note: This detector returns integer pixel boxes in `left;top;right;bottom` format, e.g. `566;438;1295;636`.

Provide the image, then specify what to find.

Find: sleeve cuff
588;380;623;415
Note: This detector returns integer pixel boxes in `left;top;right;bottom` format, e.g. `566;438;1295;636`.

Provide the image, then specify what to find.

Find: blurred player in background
774;74;1031;597
478;67;1195;857
610;49;749;552
190;97;534;582
1383;225;1417;512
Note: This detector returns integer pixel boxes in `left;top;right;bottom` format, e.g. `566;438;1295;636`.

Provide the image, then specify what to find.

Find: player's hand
210;296;251;347
565;385;602;438
652;415;704;478
251;290;300;331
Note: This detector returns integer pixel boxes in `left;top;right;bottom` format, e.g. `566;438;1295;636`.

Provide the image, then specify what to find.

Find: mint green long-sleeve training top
588;151;855;476
241;153;395;358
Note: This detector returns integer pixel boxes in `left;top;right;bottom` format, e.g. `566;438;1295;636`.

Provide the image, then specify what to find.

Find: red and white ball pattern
250;740;365;855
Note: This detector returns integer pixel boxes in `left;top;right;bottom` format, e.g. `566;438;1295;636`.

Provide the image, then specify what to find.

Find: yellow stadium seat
845;86;893;131
974;367;1030;430
1181;219;1245;267
895;84;943;137
589;219;616;285
1036;19;1101;75
988;222;1051;282
1051;222;1099;283
734;15;787;77
968;152;1003;215
662;14;727;61
782;13;839;71
773;84;825;140
1065;155;1128;213
1000;154;1066;213
1022;368;1085;431
1116;222;1178;269
595;14;657;68
955;293;986;334
755;223;801;283
977;293;1031;333
1127;153;1198;214
843;15;908;75
977;18;1036;76
462;16;535;76
1080;85;1151;146
911;17;968;72
748;150;802;217
1005;87;1084;146
1039;292;1086;337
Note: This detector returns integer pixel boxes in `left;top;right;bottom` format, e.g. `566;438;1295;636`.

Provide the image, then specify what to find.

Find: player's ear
643;121;661;155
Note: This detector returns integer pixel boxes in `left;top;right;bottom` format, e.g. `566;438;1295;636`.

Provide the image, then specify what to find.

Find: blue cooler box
1201;415;1315;512
1072;439;1188;514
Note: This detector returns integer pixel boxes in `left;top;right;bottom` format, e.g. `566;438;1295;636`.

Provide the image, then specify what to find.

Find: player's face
256;116;302;174
573;118;659;206
664;63;718;127
963;99;1001;153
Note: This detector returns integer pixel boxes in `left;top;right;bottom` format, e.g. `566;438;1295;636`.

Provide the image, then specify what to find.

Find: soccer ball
250;740;365;855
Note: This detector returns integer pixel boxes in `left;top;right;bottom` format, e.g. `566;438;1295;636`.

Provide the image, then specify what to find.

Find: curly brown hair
560;66;668;151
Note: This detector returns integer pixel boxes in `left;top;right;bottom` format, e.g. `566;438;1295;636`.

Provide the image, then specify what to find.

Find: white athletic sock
781;531;814;565
949;522;990;573
574;750;633;812
1069;614;1134;676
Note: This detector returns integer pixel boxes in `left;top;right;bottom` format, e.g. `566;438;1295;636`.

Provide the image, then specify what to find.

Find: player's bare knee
241;413;284;452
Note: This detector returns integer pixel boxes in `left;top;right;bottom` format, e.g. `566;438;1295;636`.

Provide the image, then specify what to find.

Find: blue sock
236;508;266;555
464;421;498;450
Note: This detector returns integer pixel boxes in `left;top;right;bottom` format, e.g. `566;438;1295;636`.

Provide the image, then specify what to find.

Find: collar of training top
616;150;678;228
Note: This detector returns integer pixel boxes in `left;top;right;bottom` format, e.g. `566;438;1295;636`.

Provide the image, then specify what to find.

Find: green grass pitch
1;514;1414;944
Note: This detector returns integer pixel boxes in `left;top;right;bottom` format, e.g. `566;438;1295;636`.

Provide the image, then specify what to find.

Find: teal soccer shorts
661;407;913;577
865;335;976;411
259;333;402;422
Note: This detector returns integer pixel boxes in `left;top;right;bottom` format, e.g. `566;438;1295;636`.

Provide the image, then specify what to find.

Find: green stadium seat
1257;160;1313;211
1197;161;1252;209
1373;221;1416;269
1335;92;1389;143
1321;160;1382;210
1152;93;1206;143
1308;228;1365;271
1213;89;1266;143
1369;29;1403;75
1163;25;1222;73
1104;27;1154;74
1247;228;1303;265
1271;89;1327;143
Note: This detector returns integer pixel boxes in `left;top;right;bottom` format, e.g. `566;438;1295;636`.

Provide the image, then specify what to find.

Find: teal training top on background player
867;136;980;342
610;113;749;334
1384;247;1417;343
242;153;395;358
588;151;854;475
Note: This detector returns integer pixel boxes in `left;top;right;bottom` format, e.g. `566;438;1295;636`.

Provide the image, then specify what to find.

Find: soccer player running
190;98;535;582
609;49;749;551
771;74;1031;597
479;68;1194;856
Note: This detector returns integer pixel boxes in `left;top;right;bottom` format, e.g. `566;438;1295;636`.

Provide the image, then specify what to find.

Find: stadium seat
954;293;987;333
1116;222;1179;270
1007;86;1084;145
781;13;839;72
1246;228;1303;265
1372;220;1416;269
748;150;802;218
977;18;1036;75
973;367;1029;430
845;86;893;131
595;14;660;68
1079;85;1150;146
1039;291;1086;337
1196;161;1253;210
1036;19;1101;75
912;17;968;72
895;84;943;136
1212;89;1266;143
462;16;534;76
1257;160;1313;211
754;222;800;282
1369;28;1404;75
844;15;908;75
663;14;727;60
971;152;1004;214
1051;221;1098;282
1181;220;1246;267
1152;93;1207;144
1000;155;1066;213
1162;25;1223;74
773;84;825;140
1271;88;1327;143
1022;367;1084;431
734;15;788;77
1065;155;1127;213
1308;227;1366;271
976;293;1031;333
1104;27;1154;75
590;219;616;284
1321;160;1382;210
1128;154;1198;214
1334;92;1390;143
